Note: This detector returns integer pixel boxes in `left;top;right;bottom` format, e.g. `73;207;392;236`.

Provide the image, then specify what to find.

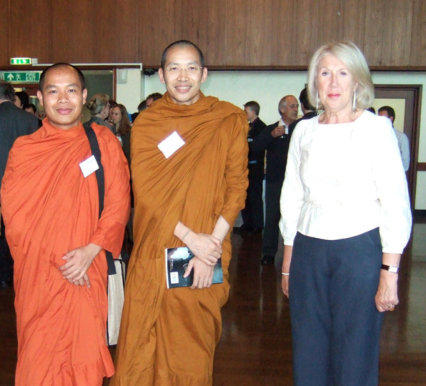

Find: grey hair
307;41;374;110
278;96;289;115
87;93;110;116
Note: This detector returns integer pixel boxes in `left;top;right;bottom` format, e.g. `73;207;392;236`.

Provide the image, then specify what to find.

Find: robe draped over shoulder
1;119;130;385
112;93;248;385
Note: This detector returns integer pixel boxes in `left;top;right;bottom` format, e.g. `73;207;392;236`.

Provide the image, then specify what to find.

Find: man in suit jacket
240;101;267;233
251;95;299;265
0;81;39;288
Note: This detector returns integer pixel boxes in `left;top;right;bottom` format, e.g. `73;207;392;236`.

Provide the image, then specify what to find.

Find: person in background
240;101;266;234
251;95;299;265
280;41;412;386
14;91;30;109
145;92;162;107
86;93;115;133
378;105;410;171
0;81;39;290
367;106;376;114
131;99;147;122
24;103;43;127
107;99;118;129
110;103;131;163
289;87;317;132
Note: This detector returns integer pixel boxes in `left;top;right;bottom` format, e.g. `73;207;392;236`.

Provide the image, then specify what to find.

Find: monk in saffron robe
1;63;130;385
112;41;248;385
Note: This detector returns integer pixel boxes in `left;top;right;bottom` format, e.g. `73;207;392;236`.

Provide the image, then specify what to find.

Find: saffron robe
1;120;130;385
112;93;248;385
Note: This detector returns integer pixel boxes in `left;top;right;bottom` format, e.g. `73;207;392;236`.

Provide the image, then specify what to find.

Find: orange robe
112;93;248;385
1;120;130;385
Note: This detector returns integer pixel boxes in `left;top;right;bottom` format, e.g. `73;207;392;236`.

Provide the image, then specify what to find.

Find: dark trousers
241;164;264;230
0;216;13;282
262;180;282;256
289;229;383;386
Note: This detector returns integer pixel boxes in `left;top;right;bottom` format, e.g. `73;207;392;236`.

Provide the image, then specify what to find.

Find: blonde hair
87;93;110;116
307;41;374;110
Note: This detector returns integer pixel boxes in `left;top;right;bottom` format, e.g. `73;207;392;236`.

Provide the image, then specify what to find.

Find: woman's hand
183;257;215;289
375;270;399;312
281;245;293;298
281;275;290;298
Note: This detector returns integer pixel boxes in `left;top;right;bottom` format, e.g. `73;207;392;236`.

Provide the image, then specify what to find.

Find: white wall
142;70;426;209
116;68;143;114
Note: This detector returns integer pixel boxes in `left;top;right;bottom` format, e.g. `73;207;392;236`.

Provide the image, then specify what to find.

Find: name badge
79;155;99;178
158;131;185;159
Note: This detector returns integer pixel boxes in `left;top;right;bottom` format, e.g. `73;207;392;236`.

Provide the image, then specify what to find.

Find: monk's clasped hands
184;232;222;266
59;243;102;287
184;257;215;289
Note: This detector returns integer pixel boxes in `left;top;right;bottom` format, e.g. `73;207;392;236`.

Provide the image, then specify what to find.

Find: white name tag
170;272;179;284
79;155;99;178
158;131;185;159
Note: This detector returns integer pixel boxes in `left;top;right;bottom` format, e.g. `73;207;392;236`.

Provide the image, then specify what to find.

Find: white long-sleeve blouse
279;110;412;254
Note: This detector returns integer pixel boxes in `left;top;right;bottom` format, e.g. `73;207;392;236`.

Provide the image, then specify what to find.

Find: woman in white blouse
280;41;411;386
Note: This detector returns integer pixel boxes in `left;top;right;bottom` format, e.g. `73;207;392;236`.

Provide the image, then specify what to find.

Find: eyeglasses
165;64;203;74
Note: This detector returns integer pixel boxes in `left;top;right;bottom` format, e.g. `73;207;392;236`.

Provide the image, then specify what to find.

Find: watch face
389;266;399;273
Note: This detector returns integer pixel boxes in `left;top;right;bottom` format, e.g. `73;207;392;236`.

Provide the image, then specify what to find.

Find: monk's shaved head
39;63;86;91
160;40;205;69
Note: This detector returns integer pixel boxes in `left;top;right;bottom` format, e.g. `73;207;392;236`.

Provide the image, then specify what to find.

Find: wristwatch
381;264;399;273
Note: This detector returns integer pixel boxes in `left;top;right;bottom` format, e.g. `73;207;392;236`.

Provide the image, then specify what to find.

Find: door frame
374;84;422;208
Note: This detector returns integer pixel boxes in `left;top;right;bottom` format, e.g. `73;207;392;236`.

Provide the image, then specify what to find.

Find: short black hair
366;107;376;114
137;100;147;112
244;101;260;116
0;80;15;102
378;105;395;121
25;103;37;114
39;63;86;91
15;91;30;108
160;40;205;69
147;92;162;101
299;88;315;111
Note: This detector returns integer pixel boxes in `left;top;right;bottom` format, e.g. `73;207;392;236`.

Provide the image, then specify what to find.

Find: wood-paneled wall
2;0;425;69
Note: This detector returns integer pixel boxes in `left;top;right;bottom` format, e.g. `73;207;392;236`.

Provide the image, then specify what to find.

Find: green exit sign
2;72;40;83
10;57;32;65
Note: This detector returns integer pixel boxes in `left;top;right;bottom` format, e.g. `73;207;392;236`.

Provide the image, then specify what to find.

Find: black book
165;247;223;289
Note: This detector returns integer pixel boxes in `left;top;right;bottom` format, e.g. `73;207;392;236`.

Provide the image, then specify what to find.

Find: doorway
373;85;422;208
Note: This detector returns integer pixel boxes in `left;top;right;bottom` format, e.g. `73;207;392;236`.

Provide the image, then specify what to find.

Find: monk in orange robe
112;41;248;385
1;63;130;385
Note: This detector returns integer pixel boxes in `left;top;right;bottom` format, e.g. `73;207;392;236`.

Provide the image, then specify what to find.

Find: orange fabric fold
1;120;130;385
112;93;248;385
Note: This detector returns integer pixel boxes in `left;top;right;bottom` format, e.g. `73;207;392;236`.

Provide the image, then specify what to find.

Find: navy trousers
262;180;282;257
289;229;383;386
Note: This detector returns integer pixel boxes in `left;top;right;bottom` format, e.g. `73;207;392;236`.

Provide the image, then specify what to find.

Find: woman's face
110;106;122;124
316;54;357;115
14;95;23;108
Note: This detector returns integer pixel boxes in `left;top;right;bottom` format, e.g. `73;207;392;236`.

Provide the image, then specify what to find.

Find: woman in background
280;41;412;385
110;104;131;164
86;93;115;132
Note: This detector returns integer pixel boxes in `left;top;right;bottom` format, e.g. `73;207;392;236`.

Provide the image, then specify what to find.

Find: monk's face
158;45;207;105
37;66;87;130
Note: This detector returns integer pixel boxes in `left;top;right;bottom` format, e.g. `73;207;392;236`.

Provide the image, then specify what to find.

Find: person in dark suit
289;88;317;132
251;95;299;265
0;81;39;288
240;101;267;233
